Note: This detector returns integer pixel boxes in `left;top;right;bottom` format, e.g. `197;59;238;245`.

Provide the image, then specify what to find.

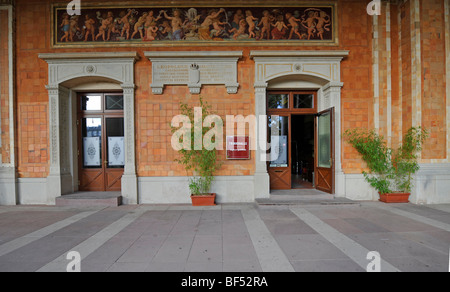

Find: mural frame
51;1;338;48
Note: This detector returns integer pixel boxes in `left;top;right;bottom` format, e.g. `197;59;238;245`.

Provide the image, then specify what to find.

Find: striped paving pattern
0;202;449;272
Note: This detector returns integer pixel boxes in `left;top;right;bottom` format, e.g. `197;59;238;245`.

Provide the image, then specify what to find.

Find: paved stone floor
0;202;449;272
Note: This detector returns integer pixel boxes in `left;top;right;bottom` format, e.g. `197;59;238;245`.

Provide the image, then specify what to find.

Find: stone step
256;197;359;206
256;189;359;206
55;192;122;207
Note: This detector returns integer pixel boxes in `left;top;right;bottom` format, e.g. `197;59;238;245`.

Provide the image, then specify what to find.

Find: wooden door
315;107;335;194
79;117;105;191
78;93;125;192
104;117;125;191
266;91;317;190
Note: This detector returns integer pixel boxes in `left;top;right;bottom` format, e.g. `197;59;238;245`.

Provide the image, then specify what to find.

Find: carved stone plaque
146;51;242;94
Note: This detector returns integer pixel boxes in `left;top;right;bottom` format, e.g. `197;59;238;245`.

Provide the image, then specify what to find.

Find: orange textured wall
339;0;373;173
420;0;447;160
400;1;413;139
18;0;443;178
390;4;402;151
0;9;11;165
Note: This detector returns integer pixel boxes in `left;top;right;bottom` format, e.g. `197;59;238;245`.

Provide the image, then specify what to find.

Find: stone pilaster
0;3;16;205
121;83;138;205
253;82;270;200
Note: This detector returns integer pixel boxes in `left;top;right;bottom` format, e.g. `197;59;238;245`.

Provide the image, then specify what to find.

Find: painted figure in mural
103;12;117;41
271;15;288;40
95;13;112;41
158;20;173;40
69;15;80;42
301;11;317;40
162;9;186;41
84;14;96;41
231;9;244;31
60;13;70;42
286;12;302;40
198;8;225;40
259;10;274;40
245;10;258;39
315;10;331;40
118;10;133;40
210;19;228;39
229;19;248;40
56;6;332;44
144;10;162;39
144;21;159;41
131;12;148;39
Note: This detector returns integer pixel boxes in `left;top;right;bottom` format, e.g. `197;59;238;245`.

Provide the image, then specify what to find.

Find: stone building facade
0;0;449;205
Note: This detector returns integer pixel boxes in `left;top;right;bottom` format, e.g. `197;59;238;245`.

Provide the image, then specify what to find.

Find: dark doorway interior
291;115;314;189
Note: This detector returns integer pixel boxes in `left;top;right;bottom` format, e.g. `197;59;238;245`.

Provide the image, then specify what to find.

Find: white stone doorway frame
250;51;349;199
39;52;139;205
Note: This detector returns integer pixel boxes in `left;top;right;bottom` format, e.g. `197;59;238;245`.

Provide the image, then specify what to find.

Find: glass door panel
268;115;291;190
269;116;289;167
106;118;125;168
82;118;102;168
318;112;331;168
315;108;334;194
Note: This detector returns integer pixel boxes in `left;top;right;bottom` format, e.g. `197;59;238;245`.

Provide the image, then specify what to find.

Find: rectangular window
106;118;125;168
268;115;289;167
105;95;124;111
82;118;102;168
293;94;314;109
318;112;331;168
268;94;289;109
81;95;102;111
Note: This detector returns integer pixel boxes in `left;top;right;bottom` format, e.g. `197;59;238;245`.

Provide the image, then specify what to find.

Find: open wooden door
266;91;317;191
315;107;335;194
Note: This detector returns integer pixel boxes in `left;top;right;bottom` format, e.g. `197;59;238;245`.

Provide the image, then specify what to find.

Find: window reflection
82;118;102;168
293;94;314;109
81;95;102;111
268;94;289;109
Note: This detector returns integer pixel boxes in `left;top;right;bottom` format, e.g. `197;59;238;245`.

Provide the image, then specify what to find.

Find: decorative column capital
45;84;60;95
121;83;136;94
254;82;268;94
45;84;70;95
323;81;344;93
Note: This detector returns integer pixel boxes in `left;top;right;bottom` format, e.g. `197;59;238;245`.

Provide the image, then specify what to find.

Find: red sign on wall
226;136;250;160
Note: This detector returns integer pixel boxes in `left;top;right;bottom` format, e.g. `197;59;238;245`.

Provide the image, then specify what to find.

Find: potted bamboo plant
343;127;428;203
171;96;222;206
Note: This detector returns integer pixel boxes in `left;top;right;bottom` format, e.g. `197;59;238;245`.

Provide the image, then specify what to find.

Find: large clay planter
191;193;216;206
379;192;410;203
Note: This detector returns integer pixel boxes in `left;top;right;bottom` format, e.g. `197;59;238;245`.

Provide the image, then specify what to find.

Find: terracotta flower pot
190;193;216;206
379;192;410;203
